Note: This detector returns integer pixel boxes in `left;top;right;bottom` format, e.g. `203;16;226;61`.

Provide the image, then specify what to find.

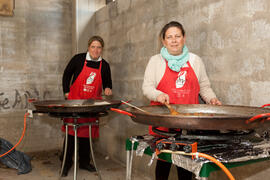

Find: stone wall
0;0;72;152
82;0;270;179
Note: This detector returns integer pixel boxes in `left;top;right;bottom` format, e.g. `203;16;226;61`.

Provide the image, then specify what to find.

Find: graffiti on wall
0;88;51;111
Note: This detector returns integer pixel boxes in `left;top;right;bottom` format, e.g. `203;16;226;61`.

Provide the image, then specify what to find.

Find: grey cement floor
0;150;150;180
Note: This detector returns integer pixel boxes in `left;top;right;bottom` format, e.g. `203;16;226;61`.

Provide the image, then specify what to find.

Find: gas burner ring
152;127;255;141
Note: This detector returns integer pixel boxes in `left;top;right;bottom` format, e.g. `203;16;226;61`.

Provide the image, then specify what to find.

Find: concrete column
73;0;106;54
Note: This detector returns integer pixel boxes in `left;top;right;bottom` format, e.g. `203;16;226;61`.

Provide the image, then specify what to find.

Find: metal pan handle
28;98;37;103
47;104;65;108
110;108;135;117
246;113;270;124
121;100;131;104
262;104;270;108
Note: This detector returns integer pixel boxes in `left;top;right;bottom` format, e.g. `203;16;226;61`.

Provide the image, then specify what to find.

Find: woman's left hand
210;98;222;105
104;88;112;96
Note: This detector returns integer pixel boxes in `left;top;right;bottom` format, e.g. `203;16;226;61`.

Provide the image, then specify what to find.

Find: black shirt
62;53;112;94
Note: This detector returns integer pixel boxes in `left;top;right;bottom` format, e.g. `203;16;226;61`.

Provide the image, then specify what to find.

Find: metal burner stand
49;112;107;180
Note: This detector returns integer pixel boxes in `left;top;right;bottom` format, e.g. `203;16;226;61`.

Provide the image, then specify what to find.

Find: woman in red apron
61;36;112;176
142;21;221;180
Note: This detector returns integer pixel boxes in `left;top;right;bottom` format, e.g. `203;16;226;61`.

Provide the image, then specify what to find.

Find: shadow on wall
77;13;96;53
106;0;115;5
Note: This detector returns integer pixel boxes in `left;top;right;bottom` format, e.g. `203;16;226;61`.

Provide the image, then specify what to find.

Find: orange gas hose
196;152;235;180
160;150;235;180
0;112;29;158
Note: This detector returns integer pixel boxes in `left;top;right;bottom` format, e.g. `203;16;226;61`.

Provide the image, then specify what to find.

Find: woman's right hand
104;88;112;96
156;94;170;104
210;98;222;105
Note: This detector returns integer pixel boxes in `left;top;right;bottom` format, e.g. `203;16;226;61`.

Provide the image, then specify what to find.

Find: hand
104;88;112;96
64;93;69;99
210;98;222;105
156;94;170;104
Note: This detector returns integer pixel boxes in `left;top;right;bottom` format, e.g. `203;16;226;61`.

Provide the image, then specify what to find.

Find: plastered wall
1;0;270;179
82;0;270;179
0;0;72;152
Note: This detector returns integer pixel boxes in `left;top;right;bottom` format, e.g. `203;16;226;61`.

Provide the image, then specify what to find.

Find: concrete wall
0;0;72;152
82;0;270;179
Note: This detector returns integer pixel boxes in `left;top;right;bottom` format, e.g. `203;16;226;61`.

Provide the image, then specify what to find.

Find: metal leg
89;125;102;180
60;124;68;177
126;150;130;180
74;122;78;180
127;140;135;180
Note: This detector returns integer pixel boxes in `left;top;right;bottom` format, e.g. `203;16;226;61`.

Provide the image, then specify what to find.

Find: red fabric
62;60;103;138
149;61;200;136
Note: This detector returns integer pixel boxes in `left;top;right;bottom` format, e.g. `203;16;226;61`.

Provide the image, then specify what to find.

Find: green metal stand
126;138;270;178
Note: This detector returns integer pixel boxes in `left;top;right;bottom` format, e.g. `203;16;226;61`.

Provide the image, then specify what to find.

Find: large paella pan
33;99;121;114
112;104;270;130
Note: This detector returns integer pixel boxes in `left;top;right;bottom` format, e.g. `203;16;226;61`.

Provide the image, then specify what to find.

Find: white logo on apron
86;72;96;85
176;71;186;88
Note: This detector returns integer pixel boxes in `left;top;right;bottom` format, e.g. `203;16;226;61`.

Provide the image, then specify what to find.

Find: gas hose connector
156;143;164;151
183;145;192;153
27;109;33;118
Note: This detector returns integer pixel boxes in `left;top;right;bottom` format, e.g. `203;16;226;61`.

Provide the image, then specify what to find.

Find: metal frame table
126;137;270;180
49;112;107;180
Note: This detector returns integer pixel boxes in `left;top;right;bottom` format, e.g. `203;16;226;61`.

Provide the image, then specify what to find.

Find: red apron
62;60;103;138
149;60;200;136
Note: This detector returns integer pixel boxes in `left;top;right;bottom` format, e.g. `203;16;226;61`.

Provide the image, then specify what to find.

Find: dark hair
88;35;104;48
160;21;185;40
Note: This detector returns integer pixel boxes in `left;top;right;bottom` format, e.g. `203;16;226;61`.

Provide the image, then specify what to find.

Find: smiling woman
142;21;222;180
0;0;14;16
61;35;113;176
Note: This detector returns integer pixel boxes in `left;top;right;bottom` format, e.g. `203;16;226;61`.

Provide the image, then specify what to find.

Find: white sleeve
191;54;217;103
142;55;165;101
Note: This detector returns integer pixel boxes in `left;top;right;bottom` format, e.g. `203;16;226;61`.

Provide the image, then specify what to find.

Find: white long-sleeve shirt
142;53;217;103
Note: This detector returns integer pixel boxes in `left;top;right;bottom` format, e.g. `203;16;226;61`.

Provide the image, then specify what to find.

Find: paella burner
152;128;258;141
112;103;270;161
46;111;108;118
31;99;122;180
111;104;270;180
150;127;270;162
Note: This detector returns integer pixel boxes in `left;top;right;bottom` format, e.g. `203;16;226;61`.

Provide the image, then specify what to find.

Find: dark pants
156;160;192;180
62;134;91;168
